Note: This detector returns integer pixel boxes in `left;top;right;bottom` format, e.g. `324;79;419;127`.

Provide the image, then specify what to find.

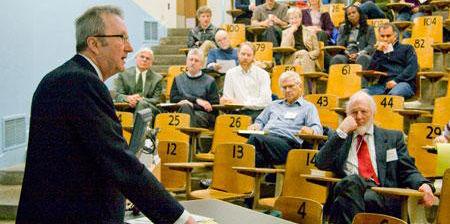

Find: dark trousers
247;134;301;167
327;175;401;224
178;104;215;129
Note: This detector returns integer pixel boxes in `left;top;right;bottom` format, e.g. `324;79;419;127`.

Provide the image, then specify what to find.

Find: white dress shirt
223;64;272;110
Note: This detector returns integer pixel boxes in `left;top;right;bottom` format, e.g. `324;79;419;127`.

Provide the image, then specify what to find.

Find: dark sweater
369;41;419;90
170;72;220;112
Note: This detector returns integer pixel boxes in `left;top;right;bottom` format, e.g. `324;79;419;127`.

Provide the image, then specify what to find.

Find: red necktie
357;135;380;185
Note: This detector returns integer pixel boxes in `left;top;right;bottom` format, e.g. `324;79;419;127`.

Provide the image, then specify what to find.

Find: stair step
153;55;186;66
152;45;187;55
167;28;190;36
152;65;171;74
0;185;21;220
0;164;24;185
160;36;188;45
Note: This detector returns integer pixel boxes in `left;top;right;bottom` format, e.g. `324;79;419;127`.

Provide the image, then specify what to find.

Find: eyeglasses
93;34;129;43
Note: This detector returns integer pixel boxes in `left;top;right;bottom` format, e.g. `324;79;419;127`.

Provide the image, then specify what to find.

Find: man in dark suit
114;47;164;116
16;5;195;224
315;91;435;224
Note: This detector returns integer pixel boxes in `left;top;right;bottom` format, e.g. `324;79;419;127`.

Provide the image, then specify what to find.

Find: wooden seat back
373;95;404;132
271;65;303;98
116;111;133;143
158;141;189;190
352;213;407;224
274;196;323;224
211;143;255;194
165;66;187;100
326;64;362;99
304;94;340;129
221;23;246;48
154;113;190;142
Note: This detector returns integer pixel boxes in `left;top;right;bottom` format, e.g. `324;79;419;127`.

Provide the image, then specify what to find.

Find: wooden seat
271;65;303;98
252;42;273;68
195;114;252;161
115;111;133;143
154;113;190;142
352;213;407;224
258;150;328;208
165;65;187;101
367;19;390;41
190;143;255;200
274;196;323;224
407;123;444;177
432;97;450;126
304;94;340;129
411;16;443;44
436;169;450;224
326;64;362;99
226;0;244;20
221;23;246;48
373;95;404;132
158;141;189;192
322;4;345;27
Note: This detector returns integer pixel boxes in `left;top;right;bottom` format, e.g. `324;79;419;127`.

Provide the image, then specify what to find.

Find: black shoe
264;173;276;183
199;178;212;189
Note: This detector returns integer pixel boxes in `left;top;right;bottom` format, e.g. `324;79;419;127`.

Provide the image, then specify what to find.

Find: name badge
284;111;297;119
386;148;398;162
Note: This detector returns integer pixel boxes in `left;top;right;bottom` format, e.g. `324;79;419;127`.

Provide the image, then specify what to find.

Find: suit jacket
336;24;376;55
17;55;184;223
316;126;431;189
281;25;321;68
114;66;163;106
301;9;335;37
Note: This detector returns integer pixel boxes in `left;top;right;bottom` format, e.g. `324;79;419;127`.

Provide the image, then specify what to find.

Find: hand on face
338;116;358;134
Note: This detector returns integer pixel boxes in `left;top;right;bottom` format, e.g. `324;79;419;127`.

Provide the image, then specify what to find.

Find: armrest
114;102;130;111
122;126;133;133
331;107;346;117
301;72;328;79
297;133;328;141
164;162;213;172
179;48;189;55
157;103;181;111
371;187;424;198
177;127;211;135
272;46;296;54
233;166;285;177
235;130;268;138
301;174;341;184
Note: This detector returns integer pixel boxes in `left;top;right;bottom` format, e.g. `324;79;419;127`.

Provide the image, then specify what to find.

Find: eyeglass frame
92;34;129;43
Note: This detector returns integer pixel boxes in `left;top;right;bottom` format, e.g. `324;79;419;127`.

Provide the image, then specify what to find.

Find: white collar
79;54;103;81
187;71;202;78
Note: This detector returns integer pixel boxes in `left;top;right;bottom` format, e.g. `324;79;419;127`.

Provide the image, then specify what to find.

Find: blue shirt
206;47;239;67
255;97;323;144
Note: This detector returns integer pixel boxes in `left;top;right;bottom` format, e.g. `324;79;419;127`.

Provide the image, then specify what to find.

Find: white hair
345;91;376;115
279;71;303;87
187;48;204;62
135;47;154;59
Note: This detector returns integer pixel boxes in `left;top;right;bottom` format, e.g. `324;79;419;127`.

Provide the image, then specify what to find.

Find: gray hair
135;47;154;60
196;5;212;18
345;91;376;115
279;71;303;87
378;23;400;39
187;48;204;62
215;29;228;41
238;41;255;53
75;5;123;52
287;6;302;18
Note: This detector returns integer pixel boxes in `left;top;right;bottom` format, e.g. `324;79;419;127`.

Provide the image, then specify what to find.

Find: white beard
355;121;373;135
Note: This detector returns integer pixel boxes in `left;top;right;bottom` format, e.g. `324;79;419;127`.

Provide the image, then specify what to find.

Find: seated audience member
235;0;264;25
247;71;323;167
330;5;375;70
251;0;288;49
397;0;425;22
354;0;386;19
206;30;239;74
187;6;218;59
364;23;418;99
221;42;272;121
315;91;435;224
302;0;335;45
434;121;450;144
170;49;220;128
114;47;163;117
281;7;320;73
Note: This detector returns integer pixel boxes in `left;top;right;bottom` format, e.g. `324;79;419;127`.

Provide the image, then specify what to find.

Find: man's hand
126;94;143;108
213;63;222;72
196;98;213;112
375;41;389;52
299;126;315;135
386;80;397;89
185;215;197;224
177;99;194;107
348;53;358;62
338;116;358;134
434;135;449;144
248;123;261;131
418;183;435;207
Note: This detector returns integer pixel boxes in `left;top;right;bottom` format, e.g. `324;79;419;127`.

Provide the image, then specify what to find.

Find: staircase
151;28;190;75
0;164;24;221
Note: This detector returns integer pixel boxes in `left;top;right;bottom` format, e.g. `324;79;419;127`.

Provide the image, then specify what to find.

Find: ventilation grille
144;21;158;41
2;115;27;152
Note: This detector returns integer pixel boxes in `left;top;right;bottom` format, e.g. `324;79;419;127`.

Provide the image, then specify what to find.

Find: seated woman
280;7;320;73
301;0;334;45
354;0;386;19
330;5;375;70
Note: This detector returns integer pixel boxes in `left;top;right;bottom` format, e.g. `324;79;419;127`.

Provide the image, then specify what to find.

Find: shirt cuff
173;210;191;224
336;128;348;139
